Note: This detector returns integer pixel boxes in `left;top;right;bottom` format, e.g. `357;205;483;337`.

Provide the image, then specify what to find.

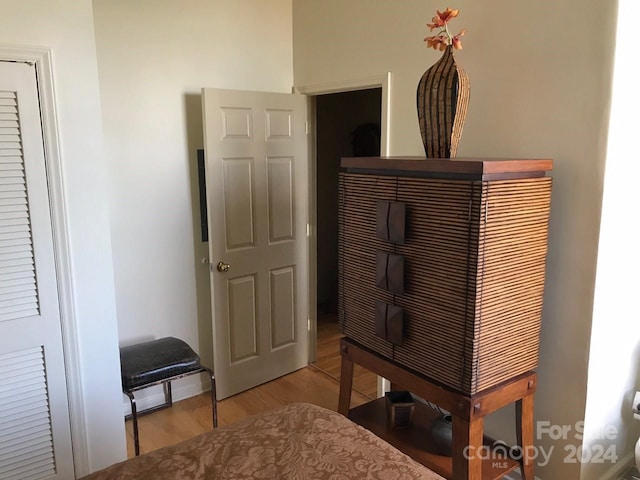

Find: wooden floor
125;315;377;458
311;312;378;399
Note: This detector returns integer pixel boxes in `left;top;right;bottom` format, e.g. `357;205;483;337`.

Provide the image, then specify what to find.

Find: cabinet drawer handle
376;251;405;295
376;200;406;244
375;300;404;345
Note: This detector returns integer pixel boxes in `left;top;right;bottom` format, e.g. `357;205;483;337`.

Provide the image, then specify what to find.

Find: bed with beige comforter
81;402;443;479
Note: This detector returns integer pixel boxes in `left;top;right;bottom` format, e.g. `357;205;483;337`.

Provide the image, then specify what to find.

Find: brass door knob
216;261;230;273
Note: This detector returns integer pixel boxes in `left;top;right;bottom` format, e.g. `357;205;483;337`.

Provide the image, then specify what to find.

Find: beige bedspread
81;402;443;479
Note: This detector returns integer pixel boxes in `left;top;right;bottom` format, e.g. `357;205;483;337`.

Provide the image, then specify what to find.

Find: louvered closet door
0;62;74;479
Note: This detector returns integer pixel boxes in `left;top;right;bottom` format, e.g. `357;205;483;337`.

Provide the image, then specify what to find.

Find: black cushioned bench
120;337;217;455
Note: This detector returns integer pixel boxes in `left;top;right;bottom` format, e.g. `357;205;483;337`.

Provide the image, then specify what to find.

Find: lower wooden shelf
348;398;520;480
339;337;537;480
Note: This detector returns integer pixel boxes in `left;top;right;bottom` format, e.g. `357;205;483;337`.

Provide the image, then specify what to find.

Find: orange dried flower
452;29;466;50
437;8;459;24
427;15;445;30
424;35;449;50
424;7;465;50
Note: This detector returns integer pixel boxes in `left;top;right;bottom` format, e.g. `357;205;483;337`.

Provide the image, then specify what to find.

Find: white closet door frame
0;46;87;476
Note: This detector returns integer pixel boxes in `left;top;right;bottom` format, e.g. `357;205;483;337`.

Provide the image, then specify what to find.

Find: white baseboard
121;378;210;417
502;468;523;480
599;452;635;480
501;466;544;480
500;451;635;480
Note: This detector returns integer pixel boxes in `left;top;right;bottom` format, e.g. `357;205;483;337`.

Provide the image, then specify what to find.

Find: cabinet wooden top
340;157;553;180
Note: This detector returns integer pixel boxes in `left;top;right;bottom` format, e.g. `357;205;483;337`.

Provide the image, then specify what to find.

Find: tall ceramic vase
416;45;470;158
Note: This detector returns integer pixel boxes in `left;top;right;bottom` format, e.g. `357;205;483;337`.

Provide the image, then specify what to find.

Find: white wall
0;0;125;475
92;0;294;404
294;1;617;478
582;1;640;479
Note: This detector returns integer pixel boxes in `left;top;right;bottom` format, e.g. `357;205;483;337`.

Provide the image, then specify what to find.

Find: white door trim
294;73;392;364
0;45;88;476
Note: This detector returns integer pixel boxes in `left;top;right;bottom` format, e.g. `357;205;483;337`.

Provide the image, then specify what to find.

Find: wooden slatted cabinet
338;157;552;480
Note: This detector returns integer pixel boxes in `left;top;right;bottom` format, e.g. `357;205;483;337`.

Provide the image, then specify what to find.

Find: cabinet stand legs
516;394;535;480
338;346;354;415
338;337;537;480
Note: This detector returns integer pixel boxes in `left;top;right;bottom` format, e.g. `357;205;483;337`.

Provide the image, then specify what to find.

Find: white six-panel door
202;88;309;399
0;62;74;479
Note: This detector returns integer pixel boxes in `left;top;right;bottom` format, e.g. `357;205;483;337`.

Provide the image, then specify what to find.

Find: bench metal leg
123;367;217;457
202;366;218;428
164;380;173;407
124;390;140;456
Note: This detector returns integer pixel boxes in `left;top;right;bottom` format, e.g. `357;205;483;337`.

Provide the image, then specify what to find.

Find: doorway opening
311;87;382;400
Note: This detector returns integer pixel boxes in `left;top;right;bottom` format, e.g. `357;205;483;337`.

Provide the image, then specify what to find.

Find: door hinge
308;318;311;331
305;121;309;134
